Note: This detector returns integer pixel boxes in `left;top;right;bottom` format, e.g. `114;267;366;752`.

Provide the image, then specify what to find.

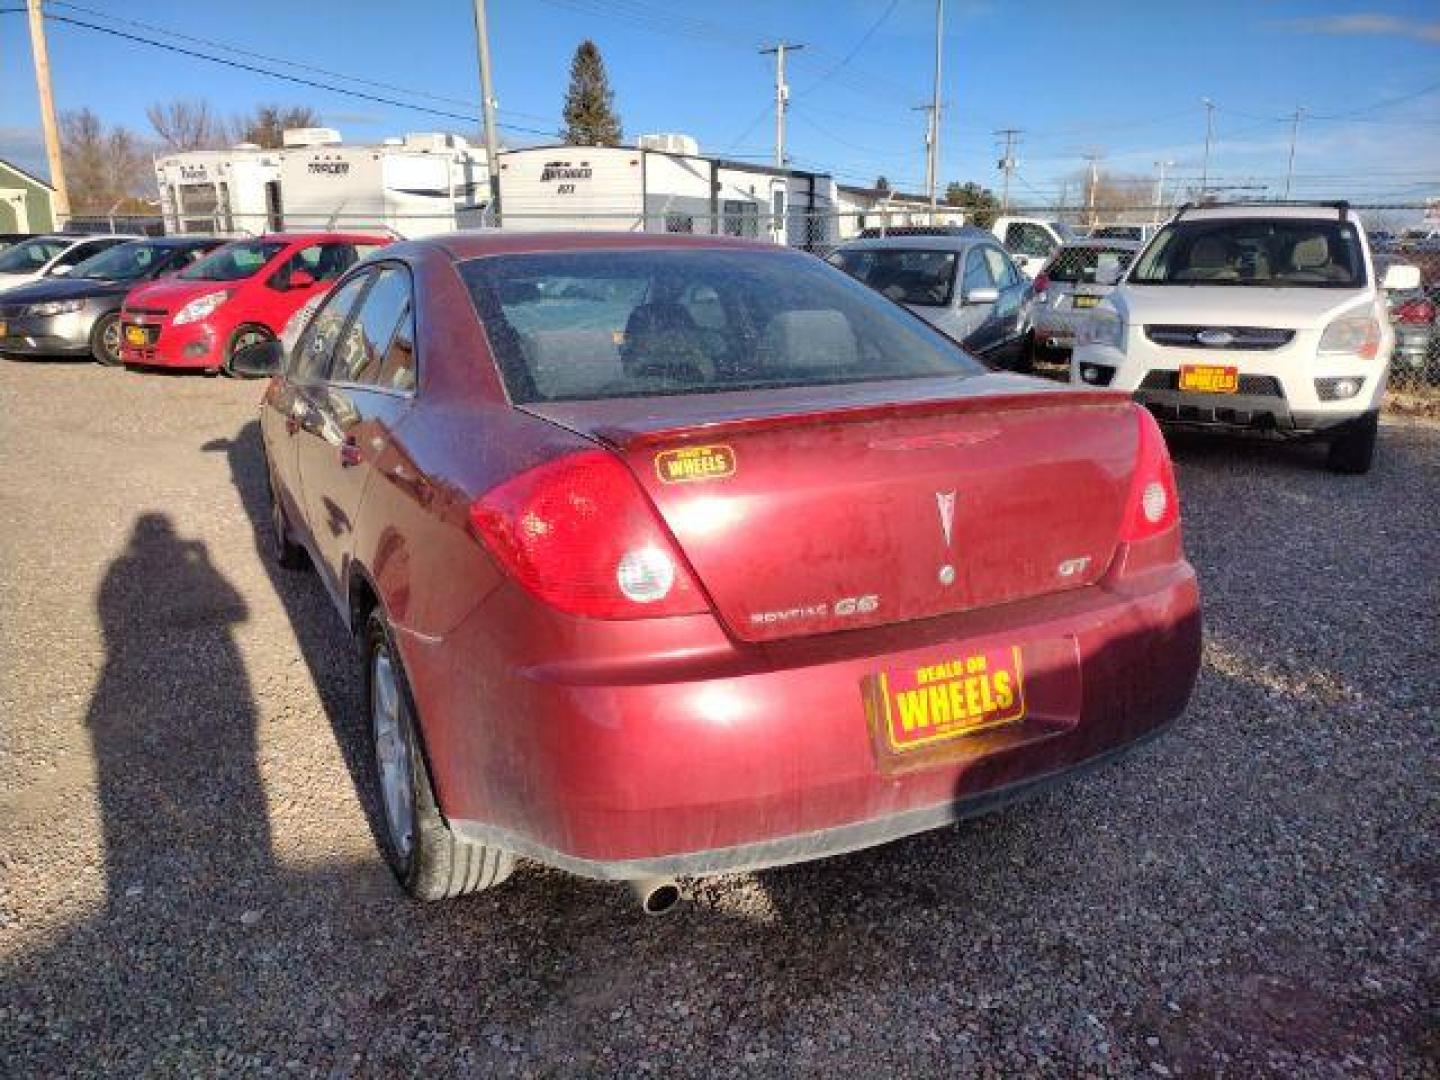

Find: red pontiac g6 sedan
241;232;1201;906
119;232;388;374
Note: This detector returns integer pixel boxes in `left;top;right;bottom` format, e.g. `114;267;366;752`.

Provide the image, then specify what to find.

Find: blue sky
2;0;1437;214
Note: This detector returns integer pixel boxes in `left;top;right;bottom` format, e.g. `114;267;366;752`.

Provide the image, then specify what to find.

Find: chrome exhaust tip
628;877;681;915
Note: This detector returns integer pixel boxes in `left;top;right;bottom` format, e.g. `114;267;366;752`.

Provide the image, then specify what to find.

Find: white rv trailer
155;146;282;235
496;136;838;250
278;130;490;238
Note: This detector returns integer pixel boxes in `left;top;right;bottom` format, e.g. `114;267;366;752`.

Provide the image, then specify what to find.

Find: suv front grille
1145;325;1295;350
1139;370;1284;397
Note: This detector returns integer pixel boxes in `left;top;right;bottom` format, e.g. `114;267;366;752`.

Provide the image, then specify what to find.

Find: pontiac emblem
936;490;957;586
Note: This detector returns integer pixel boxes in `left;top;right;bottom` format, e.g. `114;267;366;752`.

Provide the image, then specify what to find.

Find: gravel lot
2;360;1436;1077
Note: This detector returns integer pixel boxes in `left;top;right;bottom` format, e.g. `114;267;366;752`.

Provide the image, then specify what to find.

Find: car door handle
340;439;363;468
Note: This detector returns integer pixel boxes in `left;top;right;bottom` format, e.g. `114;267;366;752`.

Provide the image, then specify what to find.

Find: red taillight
1394;298;1435;324
468;450;708;619
1118;407;1180;543
1033;272;1050;299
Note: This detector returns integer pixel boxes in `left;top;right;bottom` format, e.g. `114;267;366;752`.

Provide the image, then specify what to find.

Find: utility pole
760;42;804;169
1083;152;1102;227
995;128;1022;214
927;0;944;217
1200;97;1216;198
26;0;69;220
1153;159;1174;220
1283;106;1305;199
913;104;936;210
470;0;503;220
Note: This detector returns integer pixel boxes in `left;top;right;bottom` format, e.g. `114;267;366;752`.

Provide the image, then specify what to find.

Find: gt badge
655;445;736;484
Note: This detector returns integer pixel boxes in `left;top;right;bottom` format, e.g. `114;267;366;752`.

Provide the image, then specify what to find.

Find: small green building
0;159;58;233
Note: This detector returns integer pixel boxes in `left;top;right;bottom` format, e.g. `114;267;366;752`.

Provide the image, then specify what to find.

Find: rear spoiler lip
586;389;1137;450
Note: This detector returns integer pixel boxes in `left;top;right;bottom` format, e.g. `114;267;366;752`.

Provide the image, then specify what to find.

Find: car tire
267;471;308;571
364;608;514;900
90;313;123;366
224;324;275;377
1326;411;1379;475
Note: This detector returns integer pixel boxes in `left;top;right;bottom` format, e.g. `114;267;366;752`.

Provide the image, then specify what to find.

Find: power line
26;8;557;138
793;0;902;97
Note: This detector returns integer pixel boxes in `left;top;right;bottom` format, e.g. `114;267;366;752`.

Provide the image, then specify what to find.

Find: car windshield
826;248;959;306
180;240;286;282
1131;218;1367;288
0;236;69;274
70;242;169;282
461;249;985;404
1046;245;1137;284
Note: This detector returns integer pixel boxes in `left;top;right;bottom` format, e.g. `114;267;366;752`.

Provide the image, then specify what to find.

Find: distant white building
496;135;839;250
835;184;966;238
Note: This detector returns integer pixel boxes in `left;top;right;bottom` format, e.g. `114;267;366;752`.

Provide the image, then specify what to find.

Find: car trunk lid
523;376;1138;643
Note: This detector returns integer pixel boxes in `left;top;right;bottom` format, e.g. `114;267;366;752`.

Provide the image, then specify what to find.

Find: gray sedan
827;230;1032;370
0;236;222;365
1029;239;1140;364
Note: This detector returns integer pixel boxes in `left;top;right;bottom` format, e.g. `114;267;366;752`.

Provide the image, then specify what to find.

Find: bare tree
229;105;322;149
147;99;224;151
61;109;152;213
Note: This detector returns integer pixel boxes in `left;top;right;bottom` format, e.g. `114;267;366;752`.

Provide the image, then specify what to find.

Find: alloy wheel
371;648;416;862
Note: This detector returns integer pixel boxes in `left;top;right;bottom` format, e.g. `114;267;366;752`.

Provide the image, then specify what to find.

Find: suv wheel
1326;411;1379;474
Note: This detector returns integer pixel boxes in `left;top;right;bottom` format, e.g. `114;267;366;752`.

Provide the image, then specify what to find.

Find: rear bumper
400;558;1202;878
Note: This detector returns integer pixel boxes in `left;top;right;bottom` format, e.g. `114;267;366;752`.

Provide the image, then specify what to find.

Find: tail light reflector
468;450;708;619
1118;407;1180;543
1394;298;1435;325
1033;272;1050;300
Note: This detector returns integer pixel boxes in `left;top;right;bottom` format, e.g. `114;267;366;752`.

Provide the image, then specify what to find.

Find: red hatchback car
119;232;388;373
240;232;1201;908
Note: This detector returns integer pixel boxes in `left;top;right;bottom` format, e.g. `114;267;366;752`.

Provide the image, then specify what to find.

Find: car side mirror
288;269;317;290
229;339;283;378
1382;263;1421;291
1095;262;1123;286
964;286;1000;305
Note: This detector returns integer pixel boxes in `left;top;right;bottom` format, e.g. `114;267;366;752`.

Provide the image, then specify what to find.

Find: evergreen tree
561;40;623;146
944;181;1001;228
875;175;892;193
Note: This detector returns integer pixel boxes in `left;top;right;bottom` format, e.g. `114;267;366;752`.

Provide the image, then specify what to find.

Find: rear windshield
826;248;958;306
1045;245;1137;284
180;240;286;282
460;249;985;403
1131;218;1366;288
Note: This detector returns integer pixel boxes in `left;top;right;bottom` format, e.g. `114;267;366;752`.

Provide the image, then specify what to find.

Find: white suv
1071;203;1420;473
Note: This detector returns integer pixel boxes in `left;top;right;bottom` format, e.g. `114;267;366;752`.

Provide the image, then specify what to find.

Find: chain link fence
55;203;1440;402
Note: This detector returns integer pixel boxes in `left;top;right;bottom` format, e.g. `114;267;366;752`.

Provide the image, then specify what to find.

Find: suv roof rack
1173;199;1350;222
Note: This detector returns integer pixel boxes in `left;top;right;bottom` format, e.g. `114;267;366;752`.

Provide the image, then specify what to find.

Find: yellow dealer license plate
124;324;147;346
1072;295;1099;309
864;645;1027;756
1178;364;1238;393
0;320;7;337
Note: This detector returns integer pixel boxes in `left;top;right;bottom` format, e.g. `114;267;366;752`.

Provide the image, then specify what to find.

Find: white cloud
1281;14;1440;44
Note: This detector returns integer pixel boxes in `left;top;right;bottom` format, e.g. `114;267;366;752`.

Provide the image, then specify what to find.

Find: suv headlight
27;299;84;317
1318;312;1381;359
1079;308;1125;351
173;290;231;326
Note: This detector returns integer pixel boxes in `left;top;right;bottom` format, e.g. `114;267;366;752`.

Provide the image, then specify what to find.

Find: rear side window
1045;245;1137;284
292;271;371;382
334;266;411;387
460;249;984;404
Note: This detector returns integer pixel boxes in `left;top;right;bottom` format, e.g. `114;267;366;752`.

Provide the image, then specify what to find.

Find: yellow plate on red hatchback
864;644;1027;755
1178;364;1238;393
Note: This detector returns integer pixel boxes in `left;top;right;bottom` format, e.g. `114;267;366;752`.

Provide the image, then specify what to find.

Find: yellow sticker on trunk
655;445;737;484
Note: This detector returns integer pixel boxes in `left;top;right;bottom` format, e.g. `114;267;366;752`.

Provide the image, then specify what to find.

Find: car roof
832;229;999;252
1056;238;1142;251
245;231;393;244
431;230;790;261
1177;205;1350;223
